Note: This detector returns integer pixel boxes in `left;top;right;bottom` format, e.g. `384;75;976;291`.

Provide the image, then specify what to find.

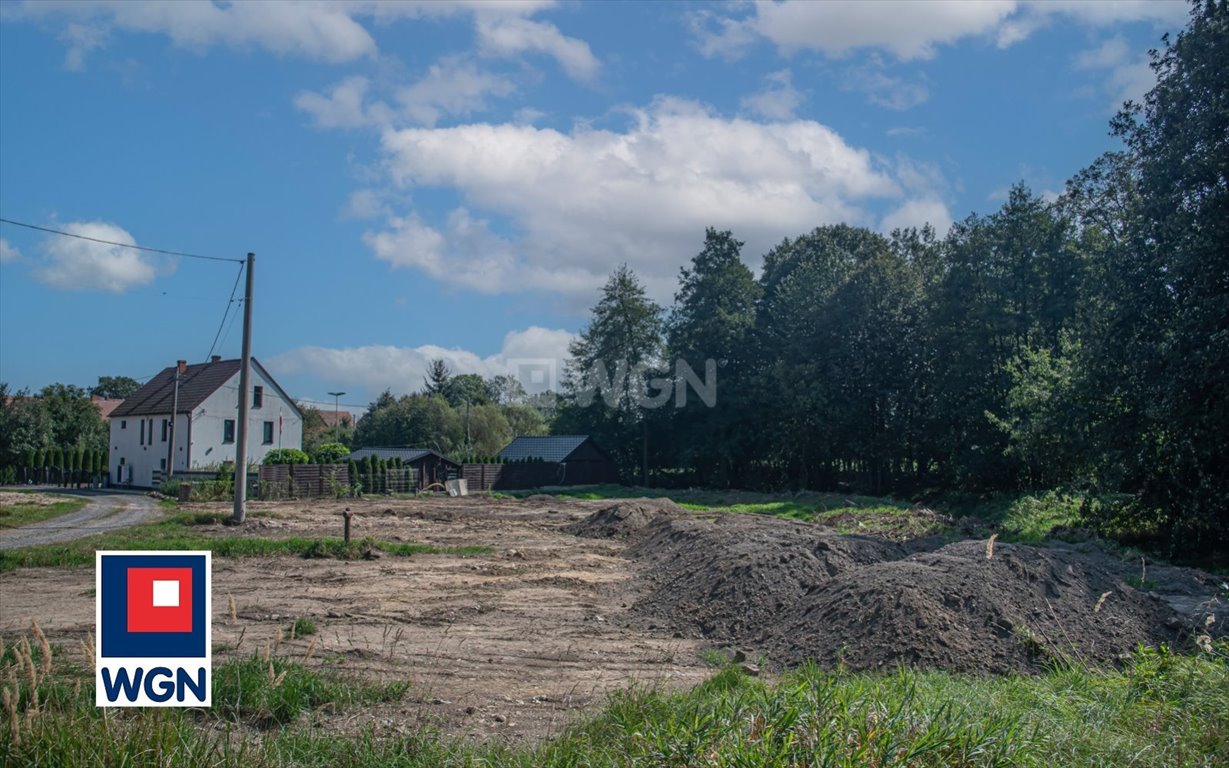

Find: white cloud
343;188;392;220
740;69;803;120
14;0;597;75
16;0;377;65
267;325;576;397
33;221;171;292
297;60;519;130
397;57;518;126
694;0;1187;62
295;76;388;129
844;64;929;110
880;197;952;235
0;238;22;263
362;97;950;302
1075;36;1157;110
474;14;599;81
59;22;108;70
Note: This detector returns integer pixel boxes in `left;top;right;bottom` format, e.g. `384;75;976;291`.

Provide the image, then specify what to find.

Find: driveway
0;490;162;550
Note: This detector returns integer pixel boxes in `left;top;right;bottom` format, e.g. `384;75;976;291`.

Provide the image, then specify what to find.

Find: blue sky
0;0;1187;414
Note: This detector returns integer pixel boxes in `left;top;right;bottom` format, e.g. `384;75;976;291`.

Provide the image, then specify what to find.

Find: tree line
558;1;1228;553
300;361;555;459
0;382;112;484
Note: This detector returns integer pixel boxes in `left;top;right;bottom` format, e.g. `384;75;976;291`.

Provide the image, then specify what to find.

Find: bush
311;442;350;464
263;448;310;465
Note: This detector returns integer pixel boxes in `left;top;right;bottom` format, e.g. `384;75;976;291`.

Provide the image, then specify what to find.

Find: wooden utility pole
232;253;255;524
167;361;182;479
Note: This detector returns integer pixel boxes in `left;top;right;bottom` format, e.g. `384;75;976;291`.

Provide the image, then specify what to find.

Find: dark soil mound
766;540;1183;672
564;499;685;539
571;508;1214;674
625;515;906;642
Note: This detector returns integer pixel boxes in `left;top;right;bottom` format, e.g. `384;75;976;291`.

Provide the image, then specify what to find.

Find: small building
108;356;303;487
497;435;620;485
347;447;461;489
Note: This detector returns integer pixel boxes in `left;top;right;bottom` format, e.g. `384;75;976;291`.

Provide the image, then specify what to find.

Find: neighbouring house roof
348;447;459;466
91;396;125;419
318;410;354;428
498;435;595;463
110;358;301;419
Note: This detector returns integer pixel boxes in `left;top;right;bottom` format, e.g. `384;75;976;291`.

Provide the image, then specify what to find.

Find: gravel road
0;492;162;550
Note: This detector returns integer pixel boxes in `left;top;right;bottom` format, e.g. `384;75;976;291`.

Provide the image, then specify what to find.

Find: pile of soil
767;540;1182;672
563;499;684;539
567;508;1219;673
625;515;905;643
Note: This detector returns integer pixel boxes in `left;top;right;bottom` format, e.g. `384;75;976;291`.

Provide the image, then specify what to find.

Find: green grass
0;493;89;529
0;511;492;572
519;485;941;539
3;633;1225;767
522;485;1131;545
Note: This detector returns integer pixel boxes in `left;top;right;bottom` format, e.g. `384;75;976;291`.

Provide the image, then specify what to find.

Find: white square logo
152;580;180;607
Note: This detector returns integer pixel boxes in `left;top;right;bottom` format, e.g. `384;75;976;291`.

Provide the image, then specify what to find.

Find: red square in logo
126;568;193;633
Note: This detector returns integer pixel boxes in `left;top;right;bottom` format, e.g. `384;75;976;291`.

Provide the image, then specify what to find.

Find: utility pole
167;360;183;479
328;391;346;443
232;253;255;524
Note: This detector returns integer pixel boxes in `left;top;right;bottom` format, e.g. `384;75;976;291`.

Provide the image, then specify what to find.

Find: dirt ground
0;493;1223;744
0;494;711;744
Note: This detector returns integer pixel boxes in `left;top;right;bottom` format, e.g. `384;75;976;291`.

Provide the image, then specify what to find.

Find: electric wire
0;217;243;263
205;263;245;362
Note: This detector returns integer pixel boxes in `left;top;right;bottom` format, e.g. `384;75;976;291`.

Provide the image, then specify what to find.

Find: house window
139;419;145;445
121;420;126;429
262;421;274;444
161;419;169;442
160;458;166;470
223;419;235;444
253;386;264;408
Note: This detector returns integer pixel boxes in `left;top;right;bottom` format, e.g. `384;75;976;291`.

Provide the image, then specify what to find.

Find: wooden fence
258;464;349;499
461;463;563;491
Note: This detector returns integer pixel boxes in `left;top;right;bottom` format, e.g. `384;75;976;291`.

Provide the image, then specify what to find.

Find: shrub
262;448;310;465
311;442;350;464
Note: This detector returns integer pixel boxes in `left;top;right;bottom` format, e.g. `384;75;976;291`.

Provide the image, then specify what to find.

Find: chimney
210;355;222;363
177;359;187;375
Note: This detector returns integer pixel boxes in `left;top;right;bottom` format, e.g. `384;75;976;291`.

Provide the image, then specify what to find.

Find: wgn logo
95;551;212;707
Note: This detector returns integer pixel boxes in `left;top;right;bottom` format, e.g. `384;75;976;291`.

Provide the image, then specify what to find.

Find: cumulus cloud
474;14;599;81
398;57;518;126
880;197;953;235
740;69;803;120
294;76;386;129
297;59;520;130
0;238;21;263
693;0;1186;62
1075;36;1157;111
267;325;576;397
14;0;597;76
33;221;171;292
364;97;942;302
16;0;377;65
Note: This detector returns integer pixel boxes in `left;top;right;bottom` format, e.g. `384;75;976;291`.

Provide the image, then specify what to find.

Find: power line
205;263;245;361
0;217;244;264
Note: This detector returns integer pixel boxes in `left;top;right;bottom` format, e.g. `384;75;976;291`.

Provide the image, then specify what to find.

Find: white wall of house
109;365;303;487
109;412;191;488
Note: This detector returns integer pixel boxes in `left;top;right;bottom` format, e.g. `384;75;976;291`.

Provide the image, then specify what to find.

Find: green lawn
0;510;491;572
0;492;89;530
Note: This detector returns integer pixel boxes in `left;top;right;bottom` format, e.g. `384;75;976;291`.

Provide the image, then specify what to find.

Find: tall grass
4;626;1225;767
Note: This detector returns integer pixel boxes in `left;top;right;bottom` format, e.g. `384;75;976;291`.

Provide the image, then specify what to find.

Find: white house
108;356;303;487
